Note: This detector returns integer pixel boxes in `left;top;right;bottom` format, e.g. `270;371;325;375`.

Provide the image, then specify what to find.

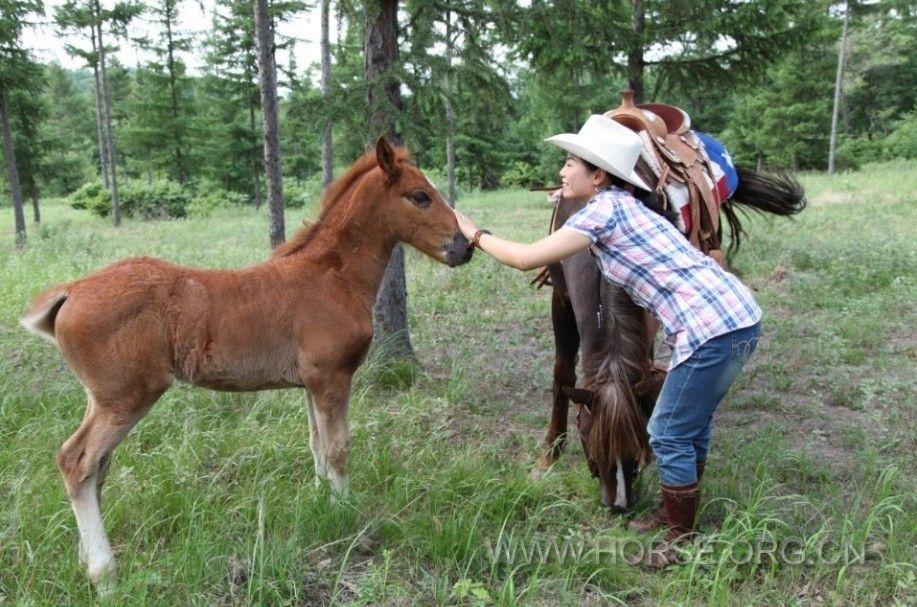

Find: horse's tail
586;287;654;472
721;166;807;255
21;288;70;346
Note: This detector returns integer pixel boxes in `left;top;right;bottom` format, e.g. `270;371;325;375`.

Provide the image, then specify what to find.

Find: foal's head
373;137;473;267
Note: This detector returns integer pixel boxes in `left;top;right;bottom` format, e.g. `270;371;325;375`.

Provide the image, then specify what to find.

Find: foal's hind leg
57;387;165;592
305;391;328;485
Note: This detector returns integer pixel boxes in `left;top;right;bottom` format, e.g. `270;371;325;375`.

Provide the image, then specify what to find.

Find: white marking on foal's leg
614;458;628;510
310;401;349;501
305;393;327;485
70;472;116;594
328;468;349;502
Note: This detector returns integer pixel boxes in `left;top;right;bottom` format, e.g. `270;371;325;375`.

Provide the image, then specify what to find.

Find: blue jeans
648;322;761;486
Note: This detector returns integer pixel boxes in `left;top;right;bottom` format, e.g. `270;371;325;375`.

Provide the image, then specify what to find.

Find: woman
454;114;761;568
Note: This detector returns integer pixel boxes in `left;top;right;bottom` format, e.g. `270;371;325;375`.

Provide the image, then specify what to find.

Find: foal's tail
721;167;807;256
587;287;656;472
21;288;70;345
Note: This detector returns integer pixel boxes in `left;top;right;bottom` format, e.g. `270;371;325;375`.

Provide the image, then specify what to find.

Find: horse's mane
272;146;412;258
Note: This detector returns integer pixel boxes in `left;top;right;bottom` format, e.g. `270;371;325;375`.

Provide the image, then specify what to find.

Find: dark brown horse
535;166;805;512
20;138;472;592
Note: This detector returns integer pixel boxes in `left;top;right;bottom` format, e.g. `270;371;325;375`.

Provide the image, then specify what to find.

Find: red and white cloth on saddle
634;124;738;237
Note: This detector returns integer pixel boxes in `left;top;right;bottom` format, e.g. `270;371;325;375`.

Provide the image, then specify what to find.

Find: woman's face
559;154;601;200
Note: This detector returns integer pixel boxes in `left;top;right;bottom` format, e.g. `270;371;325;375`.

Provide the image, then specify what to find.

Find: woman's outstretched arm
455;210;592;271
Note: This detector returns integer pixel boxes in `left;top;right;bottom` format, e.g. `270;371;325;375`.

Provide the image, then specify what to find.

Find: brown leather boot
627;460;705;534
644;482;699;568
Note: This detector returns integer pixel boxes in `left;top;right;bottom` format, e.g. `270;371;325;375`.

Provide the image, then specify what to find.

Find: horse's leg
645;313;661;362
536;286;580;472
305;391;327;485
308;373;352;498
57;386;165;593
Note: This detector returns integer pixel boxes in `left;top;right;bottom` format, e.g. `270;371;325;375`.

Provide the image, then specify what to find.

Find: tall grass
1;161;914;604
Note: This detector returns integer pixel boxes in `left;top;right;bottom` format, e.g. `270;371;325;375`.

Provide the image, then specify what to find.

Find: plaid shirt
564;186;762;369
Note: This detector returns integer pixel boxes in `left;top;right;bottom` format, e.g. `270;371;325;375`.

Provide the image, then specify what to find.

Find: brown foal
20;137;472;592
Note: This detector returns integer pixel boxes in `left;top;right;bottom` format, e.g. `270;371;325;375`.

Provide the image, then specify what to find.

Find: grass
1;160;915;605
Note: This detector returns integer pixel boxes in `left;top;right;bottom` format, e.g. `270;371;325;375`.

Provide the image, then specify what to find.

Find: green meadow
1;161;914;605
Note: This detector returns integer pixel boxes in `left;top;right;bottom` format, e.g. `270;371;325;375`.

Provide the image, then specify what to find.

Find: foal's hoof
529;462;553;481
89;561;117;597
531;454;555;478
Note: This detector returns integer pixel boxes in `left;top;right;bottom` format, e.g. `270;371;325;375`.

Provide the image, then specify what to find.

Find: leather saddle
605;90;724;262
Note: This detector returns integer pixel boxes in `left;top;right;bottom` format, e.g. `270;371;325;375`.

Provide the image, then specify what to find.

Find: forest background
1;0;915;350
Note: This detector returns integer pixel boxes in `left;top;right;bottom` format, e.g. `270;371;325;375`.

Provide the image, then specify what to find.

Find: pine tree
199;0;301;206
0;0;44;246
124;0;193;183
254;0;286;247
281;60;323;183
320;0;333;187
39;63;95;196
10;80;47;223
364;0;413;360
55;0;141;225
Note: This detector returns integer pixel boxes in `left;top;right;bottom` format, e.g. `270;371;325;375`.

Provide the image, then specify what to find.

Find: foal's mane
272;146;412;258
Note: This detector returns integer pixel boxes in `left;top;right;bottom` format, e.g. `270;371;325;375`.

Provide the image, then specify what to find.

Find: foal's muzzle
444;232;473;267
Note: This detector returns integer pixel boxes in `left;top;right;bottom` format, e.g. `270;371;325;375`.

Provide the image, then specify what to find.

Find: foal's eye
407;190;431;207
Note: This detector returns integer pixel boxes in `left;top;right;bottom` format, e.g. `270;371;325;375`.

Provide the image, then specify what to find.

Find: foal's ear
376;136;401;184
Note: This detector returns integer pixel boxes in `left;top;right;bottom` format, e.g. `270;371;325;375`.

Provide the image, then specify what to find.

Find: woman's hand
454;209;480;241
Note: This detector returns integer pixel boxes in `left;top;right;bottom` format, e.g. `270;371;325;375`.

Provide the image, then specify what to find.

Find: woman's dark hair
580;158;679;227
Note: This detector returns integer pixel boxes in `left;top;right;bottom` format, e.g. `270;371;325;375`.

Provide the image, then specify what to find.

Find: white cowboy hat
545;114;650;191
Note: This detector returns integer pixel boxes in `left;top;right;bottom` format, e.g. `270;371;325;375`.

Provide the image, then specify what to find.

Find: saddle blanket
637;130;738;235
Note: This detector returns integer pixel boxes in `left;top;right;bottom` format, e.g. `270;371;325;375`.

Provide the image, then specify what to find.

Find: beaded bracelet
471;229;492;249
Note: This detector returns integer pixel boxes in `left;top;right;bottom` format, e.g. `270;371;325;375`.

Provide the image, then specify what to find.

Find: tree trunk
95;0;121;226
255;0;285;247
444;95;456;206
628;0;646;103
364;0;414;360
444;9;456;207
1;89;27;246
90;28;109;189
248;103;263;208
165;0;187;184
320;0;333;188
828;1;849;176
364;0;403;145
28;173;40;223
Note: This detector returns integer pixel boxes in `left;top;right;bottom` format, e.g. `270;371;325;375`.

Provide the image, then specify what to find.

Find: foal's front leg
305;391;328;485
307;373;352;498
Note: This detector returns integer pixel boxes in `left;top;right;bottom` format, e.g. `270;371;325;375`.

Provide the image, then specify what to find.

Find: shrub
882;112;917;160
68;179;192;219
188;180;249;217
119;180;190;219
501;161;541;188
68;181;111;216
283;176;323;210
